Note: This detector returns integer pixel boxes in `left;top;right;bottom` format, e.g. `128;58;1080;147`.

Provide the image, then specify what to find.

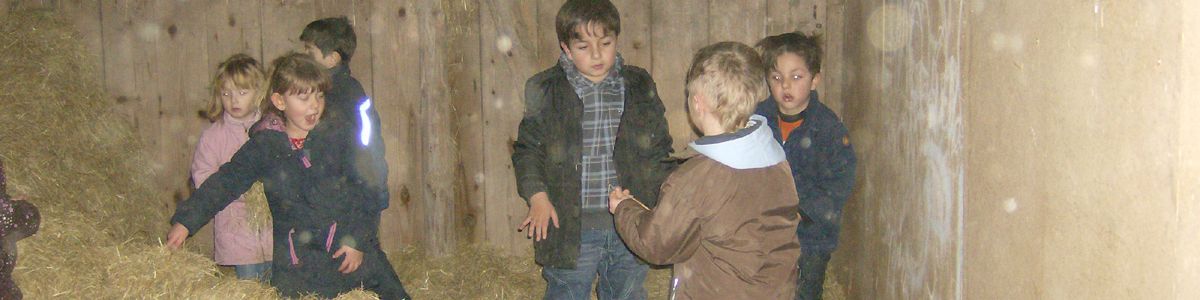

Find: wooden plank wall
11;0;825;256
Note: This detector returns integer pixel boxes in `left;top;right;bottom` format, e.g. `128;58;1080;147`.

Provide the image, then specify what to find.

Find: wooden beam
368;0;423;253
479;0;539;255
445;0;486;245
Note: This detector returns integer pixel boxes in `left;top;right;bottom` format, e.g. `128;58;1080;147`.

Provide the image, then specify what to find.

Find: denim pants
234;262;271;281
796;248;833;300
542;229;647;300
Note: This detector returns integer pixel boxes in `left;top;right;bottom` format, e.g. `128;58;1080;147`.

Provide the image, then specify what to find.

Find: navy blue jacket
171;113;406;298
304;63;389;213
754;92;856;251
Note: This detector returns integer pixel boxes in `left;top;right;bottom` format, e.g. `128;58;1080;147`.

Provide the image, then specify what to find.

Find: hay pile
0;9;359;299
390;245;671;299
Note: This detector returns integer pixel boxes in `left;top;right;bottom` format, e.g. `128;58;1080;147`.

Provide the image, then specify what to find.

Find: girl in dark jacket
165;52;409;299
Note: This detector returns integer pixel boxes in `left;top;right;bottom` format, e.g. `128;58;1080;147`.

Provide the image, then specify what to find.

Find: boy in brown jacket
609;41;802;299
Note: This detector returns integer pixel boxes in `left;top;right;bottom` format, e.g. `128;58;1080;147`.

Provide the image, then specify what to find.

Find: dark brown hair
756;32;822;74
300;16;357;63
262;52;332;121
555;0;621;46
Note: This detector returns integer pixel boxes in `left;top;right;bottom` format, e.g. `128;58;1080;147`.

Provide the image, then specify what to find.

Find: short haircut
299;16;357;63
555;0;621;46
262;52;332;120
206;53;266;121
685;42;768;132
757;32;822;74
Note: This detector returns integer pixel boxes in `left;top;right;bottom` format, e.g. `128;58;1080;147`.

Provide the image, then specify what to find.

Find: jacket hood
688;114;786;169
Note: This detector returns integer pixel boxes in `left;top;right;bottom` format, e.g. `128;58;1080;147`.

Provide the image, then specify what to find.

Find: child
191;53;273;281
753;32;857;300
609;41;802;300
511;0;675;299
0;159;41;300
166;53;410;299
299;16;389;216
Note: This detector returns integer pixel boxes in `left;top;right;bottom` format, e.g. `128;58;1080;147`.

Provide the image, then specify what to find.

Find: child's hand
608;187;633;214
517;192;559;241
333;245;364;274
166;223;189;250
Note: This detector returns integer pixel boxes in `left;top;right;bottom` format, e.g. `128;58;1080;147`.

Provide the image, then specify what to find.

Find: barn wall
8;0;825;256
827;0;1200;298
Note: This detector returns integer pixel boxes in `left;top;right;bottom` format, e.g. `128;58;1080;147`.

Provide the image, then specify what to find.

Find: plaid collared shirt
560;54;625;228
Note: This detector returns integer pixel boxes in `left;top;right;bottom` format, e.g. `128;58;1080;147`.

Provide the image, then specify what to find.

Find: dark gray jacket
513;64;676;268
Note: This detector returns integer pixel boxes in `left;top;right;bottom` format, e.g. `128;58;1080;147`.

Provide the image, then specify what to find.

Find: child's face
768;52;820;115
220;80;259;121
303;42;339;69
560;22;618;83
271;88;325;138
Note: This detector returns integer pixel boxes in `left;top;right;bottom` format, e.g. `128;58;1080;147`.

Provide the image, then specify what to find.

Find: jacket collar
222;110;261;132
330;63;351;78
558;53;625;88
689;114;787;169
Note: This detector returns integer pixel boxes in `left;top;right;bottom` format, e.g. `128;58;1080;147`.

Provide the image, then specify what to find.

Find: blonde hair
262;52;331;121
205;54;266;121
685;42;768;132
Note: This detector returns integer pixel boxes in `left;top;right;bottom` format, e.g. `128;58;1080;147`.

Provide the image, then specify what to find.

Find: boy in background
298;17;408;299
754;32;857;300
511;1;675;299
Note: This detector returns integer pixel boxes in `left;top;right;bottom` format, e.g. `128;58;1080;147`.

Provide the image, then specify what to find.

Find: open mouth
305;113;319;125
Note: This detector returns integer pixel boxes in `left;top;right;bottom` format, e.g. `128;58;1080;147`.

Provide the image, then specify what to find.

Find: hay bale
0;9;285;299
242;182;271;231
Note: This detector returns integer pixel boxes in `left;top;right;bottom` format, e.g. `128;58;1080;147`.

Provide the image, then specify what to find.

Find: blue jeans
543;229;647;300
796;248;833;300
234;262;271;281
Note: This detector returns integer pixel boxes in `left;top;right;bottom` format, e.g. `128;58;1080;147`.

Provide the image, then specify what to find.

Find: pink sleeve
190;129;220;188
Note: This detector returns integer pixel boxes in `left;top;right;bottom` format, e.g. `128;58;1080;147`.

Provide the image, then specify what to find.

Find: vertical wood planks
610;0;652;71
652;0;709;152
260;1;313;61
536;0;565;67
446;0;486;245
479;0;539;255
368;0;422;253
709;0;765;46
415;0;457;256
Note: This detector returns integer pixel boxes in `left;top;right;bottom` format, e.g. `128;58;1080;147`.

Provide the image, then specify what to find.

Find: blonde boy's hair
685;42;768;132
206;54;266;122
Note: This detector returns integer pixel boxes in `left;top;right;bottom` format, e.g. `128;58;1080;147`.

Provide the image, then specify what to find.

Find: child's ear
328;51;342;66
560;42;574;60
811;72;822;90
689;93;708;114
270;93;286;111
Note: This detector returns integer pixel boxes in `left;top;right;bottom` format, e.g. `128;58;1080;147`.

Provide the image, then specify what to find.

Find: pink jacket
191;111;273;265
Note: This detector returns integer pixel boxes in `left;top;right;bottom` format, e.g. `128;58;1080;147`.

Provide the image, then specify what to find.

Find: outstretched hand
517;192;559;241
166;223;189;250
